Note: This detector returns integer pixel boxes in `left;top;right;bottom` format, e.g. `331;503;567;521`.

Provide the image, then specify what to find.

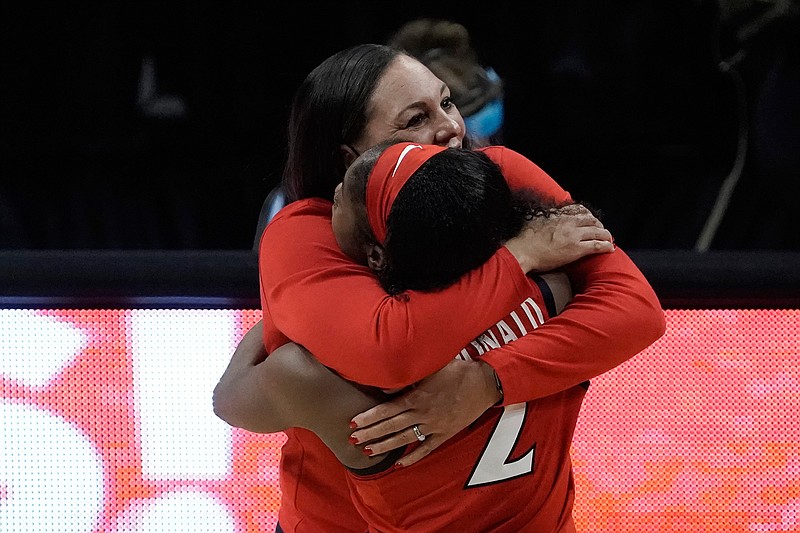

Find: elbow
649;291;667;337
640;296;667;346
212;392;228;423
612;291;667;359
212;381;237;427
654;307;667;338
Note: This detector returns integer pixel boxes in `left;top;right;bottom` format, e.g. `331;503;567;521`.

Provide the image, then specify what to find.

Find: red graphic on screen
1;309;798;532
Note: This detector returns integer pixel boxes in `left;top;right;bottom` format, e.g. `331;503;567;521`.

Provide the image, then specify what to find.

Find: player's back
344;274;586;532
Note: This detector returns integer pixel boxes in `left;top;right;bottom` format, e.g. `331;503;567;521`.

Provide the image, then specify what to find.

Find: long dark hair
282;44;403;203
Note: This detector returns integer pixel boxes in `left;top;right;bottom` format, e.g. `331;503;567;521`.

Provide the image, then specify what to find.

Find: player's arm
213;321;285;433
213;323;383;467
221;273;574;471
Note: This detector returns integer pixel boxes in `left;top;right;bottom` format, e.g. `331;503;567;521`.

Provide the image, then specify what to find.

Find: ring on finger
411;424;426;442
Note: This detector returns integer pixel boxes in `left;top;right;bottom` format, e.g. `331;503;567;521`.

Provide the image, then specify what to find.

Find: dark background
2;1;798;250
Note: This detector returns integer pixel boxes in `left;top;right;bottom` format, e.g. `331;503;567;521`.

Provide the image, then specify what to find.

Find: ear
340;144;359;169
364;243;387;273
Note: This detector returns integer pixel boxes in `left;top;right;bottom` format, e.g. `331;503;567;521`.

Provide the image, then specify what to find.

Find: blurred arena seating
2;1;797;250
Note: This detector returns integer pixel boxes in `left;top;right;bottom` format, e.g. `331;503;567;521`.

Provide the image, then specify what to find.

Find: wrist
477;361;503;407
503;241;539;273
492;368;504;405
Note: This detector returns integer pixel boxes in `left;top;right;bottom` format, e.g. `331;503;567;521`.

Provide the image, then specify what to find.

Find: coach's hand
349;358;499;467
505;203;614;274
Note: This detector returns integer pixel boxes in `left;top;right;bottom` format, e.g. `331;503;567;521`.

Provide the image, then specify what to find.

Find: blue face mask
465;97;504;141
464;67;504;141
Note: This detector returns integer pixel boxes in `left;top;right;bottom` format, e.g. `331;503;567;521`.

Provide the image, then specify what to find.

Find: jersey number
466;403;534;487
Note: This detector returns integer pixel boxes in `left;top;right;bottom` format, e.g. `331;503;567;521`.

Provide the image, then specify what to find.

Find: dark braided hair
346;142;571;295
380;148;560;294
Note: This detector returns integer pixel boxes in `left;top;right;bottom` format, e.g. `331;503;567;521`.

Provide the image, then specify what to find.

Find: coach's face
341;54;466;169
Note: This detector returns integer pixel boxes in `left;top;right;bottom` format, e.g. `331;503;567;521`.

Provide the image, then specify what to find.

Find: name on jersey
456;297;546;360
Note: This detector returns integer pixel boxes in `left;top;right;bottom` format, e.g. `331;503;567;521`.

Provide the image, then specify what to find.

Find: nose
434;115;464;148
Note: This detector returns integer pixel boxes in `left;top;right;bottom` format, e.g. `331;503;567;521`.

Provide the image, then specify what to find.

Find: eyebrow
396;84;449;116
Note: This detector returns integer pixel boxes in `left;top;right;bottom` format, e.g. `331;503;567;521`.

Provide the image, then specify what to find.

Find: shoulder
477;146;540;172
259;198;335;250
476;146;563;197
270;198;332;223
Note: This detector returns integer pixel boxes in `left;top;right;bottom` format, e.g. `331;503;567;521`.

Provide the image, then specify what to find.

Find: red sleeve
478;147;666;403
480;146;573;204
263;149;665;397
482;246;666;405
260;199;535;389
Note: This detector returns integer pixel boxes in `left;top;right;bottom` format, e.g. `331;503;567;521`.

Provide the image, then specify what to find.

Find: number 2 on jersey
466;403;535;487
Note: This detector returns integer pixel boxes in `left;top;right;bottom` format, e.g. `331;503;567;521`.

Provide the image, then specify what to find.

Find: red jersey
259;146;666;532
345;283;584;532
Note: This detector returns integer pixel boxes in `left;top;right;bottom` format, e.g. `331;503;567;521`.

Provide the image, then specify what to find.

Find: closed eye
405;112;426;128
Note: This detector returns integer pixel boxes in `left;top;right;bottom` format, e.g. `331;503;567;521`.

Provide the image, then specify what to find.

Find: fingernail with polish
348;435;359;445
349;420;358;429
362;446;373;457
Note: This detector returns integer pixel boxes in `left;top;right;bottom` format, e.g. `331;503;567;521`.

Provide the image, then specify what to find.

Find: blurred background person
2;2;797;251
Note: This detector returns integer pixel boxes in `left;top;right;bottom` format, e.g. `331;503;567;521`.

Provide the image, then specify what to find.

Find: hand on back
505;204;614;273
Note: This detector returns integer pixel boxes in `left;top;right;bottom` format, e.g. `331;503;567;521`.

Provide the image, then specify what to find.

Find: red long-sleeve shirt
345;283;586;532
259;146;666;532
